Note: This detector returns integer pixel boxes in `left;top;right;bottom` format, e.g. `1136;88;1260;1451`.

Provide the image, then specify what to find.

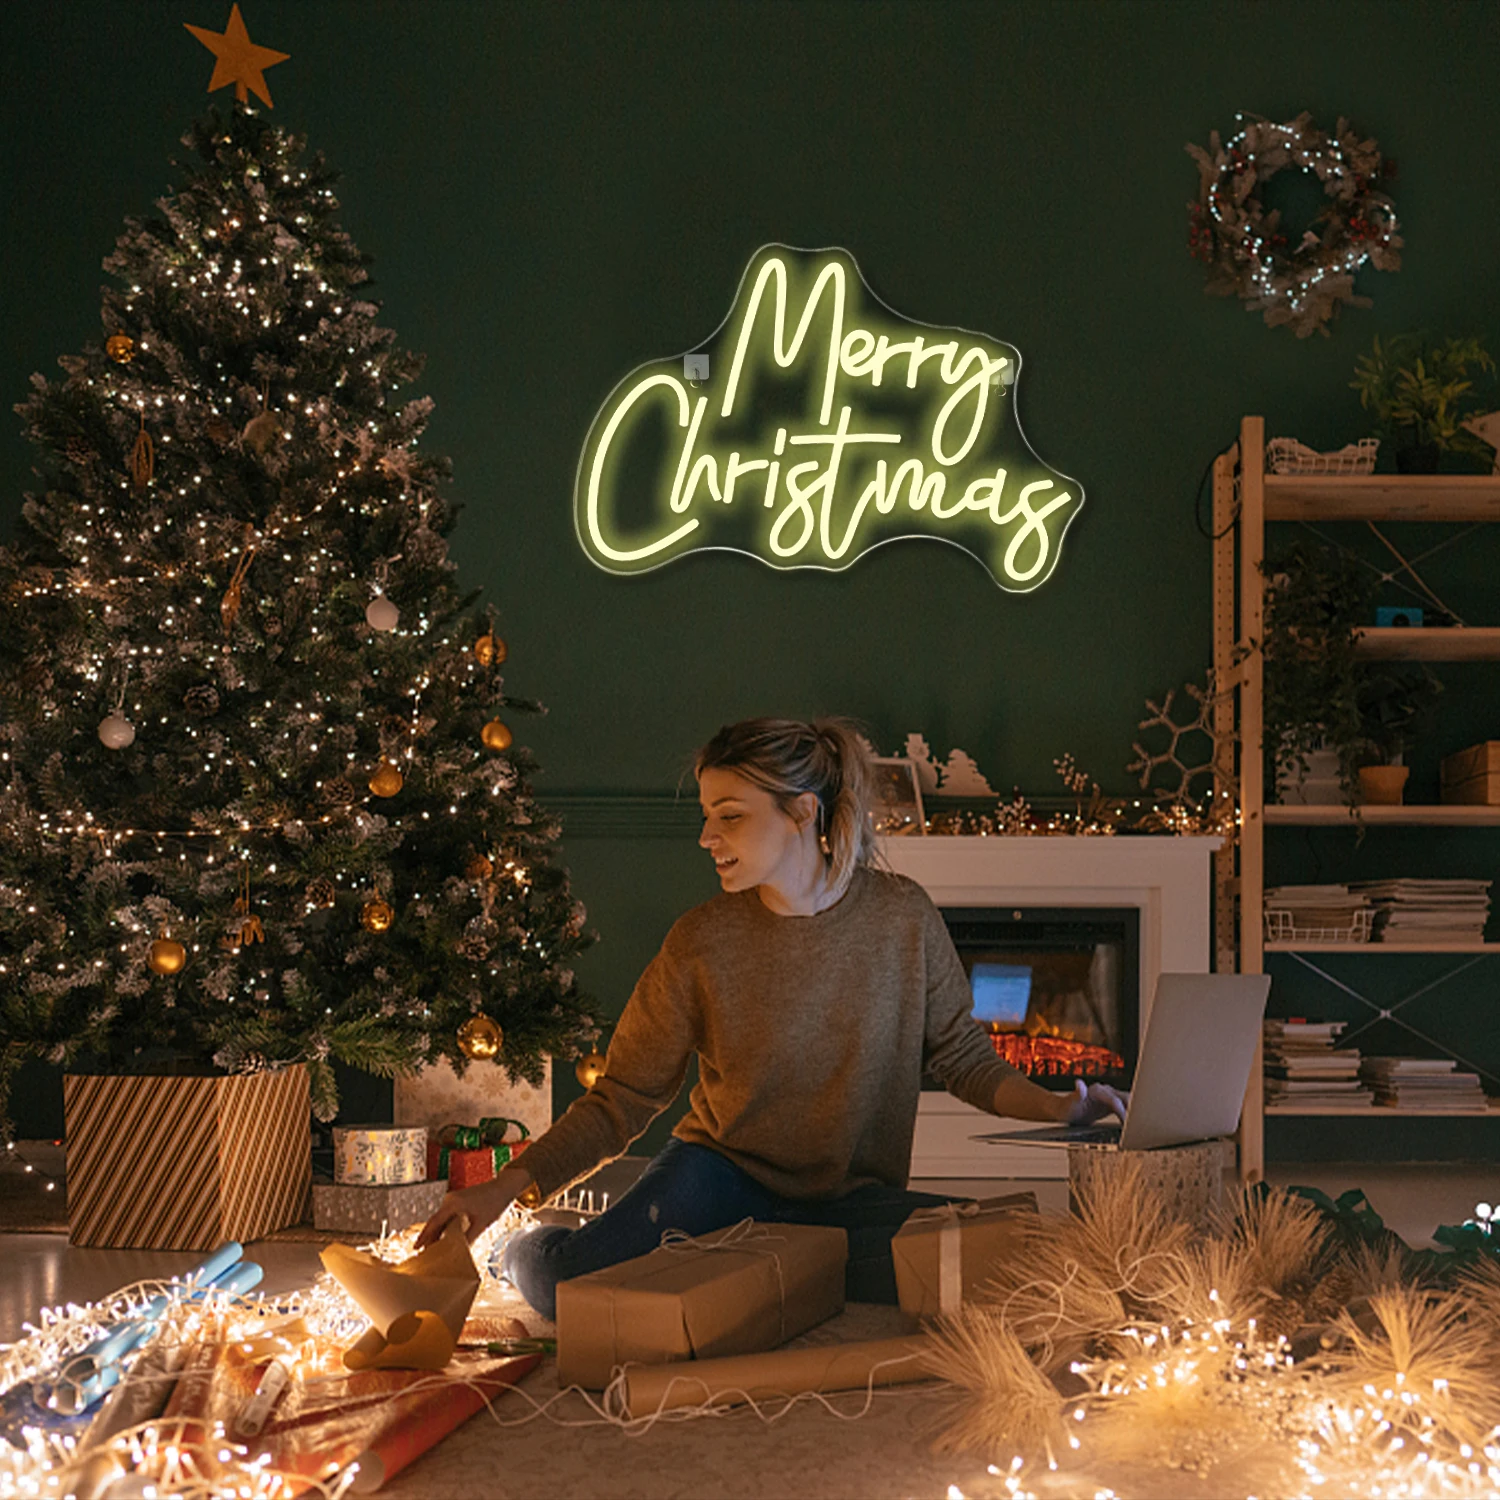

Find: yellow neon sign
575;245;1084;590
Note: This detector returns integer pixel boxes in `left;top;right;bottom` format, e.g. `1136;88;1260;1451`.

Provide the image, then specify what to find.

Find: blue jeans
502;1138;957;1320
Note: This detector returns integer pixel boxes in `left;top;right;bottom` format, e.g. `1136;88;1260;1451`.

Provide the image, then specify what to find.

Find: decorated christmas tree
0;86;601;1131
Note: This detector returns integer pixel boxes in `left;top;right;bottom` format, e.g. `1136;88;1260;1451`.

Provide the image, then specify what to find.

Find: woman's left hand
1066;1079;1129;1126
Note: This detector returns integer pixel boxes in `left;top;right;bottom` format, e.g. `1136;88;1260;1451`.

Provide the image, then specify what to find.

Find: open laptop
975;972;1271;1152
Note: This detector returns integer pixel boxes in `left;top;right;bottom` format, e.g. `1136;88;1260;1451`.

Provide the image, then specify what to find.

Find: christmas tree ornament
322;775;356;805
220;526;258;636
368;761;404;798
148;934;187;975
63;436;94;467
575;1050;606;1088
182;684;220;716
360;897;394;933
457;1014;503;1061
481;720;513;752
97;713;135;750
365;594;400;632
464;854;494;881
205;415;237;446
224;865;265;950
184;3;290;109
474;633;507;666
129;414;154;493
105;333;135;364
241;410;281;456
304;877;336;910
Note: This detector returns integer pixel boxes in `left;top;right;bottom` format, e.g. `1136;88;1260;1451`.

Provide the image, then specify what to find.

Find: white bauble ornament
365;595;400;632
98;714;136;749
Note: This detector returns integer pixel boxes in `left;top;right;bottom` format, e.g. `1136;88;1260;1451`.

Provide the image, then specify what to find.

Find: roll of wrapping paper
618;1335;933;1419
340;1350;542;1494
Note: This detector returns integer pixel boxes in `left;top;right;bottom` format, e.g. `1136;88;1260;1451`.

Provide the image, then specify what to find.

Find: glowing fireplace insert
930;907;1139;1091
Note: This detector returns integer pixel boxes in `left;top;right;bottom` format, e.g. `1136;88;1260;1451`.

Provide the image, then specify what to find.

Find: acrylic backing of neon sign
575;245;1083;590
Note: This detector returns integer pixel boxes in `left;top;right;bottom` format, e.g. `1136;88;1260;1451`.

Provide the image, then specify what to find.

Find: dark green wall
6;2;1500;1151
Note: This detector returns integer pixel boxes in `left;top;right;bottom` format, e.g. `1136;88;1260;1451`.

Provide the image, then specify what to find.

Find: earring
818;832;831;856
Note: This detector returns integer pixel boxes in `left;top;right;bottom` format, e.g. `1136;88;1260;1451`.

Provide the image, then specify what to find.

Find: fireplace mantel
877;834;1220;1178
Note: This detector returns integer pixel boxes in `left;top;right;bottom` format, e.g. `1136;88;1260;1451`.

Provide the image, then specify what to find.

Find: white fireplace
879;835;1220;1179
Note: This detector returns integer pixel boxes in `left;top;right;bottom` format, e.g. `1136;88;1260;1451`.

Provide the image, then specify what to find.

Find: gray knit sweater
518;866;1022;1201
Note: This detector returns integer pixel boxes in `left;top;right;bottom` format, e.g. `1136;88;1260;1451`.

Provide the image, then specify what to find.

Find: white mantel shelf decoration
879;835;1221;1181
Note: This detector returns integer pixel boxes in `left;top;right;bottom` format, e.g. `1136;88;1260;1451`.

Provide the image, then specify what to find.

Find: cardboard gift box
891;1192;1037;1323
333;1125;428;1185
555;1221;847;1389
313;1178;448;1234
1441;741;1500;806
64;1066;310;1250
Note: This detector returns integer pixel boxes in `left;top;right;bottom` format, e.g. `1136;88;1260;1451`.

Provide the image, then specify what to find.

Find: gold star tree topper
185;4;289;108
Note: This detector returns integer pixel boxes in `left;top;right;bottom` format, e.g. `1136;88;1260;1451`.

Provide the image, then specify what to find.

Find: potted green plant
1354;663;1443;804
1262;541;1374;805
1350;332;1497;473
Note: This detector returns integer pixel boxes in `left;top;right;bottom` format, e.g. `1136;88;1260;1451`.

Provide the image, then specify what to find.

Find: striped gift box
64;1066;311;1250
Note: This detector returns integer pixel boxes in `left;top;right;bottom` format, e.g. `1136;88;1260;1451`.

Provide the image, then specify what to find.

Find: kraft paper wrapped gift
891;1192;1037;1322
555;1221;847;1390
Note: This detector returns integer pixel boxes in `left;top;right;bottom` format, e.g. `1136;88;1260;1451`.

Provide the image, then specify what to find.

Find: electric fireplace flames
934;908;1139;1090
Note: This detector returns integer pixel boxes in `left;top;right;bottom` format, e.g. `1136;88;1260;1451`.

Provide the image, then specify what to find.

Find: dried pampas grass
1230;1185;1332;1295
922;1306;1069;1459
1325;1286;1496;1448
977;1153;1190;1369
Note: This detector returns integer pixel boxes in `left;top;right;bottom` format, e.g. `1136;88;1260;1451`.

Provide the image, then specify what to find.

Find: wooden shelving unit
1354;627;1500;661
1266;1101;1500;1117
1213;419;1500;1176
1264;804;1500;826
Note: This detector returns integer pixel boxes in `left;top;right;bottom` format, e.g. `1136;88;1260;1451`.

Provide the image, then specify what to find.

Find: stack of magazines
1263;1018;1372;1108
1358;1056;1489;1112
1348;879;1492;945
1263;884;1373;944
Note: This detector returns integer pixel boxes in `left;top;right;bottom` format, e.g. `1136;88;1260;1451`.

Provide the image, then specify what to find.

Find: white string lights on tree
1187;111;1402;338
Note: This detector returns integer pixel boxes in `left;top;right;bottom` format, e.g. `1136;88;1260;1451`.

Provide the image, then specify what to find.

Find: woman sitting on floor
417;717;1125;1316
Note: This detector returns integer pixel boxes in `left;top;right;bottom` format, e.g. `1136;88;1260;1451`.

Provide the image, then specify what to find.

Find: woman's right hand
416;1164;534;1249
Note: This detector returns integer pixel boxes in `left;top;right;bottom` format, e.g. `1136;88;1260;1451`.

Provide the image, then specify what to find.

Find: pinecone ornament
183;684;221;716
322;776;356;805
305;877;337;910
63;436;95;466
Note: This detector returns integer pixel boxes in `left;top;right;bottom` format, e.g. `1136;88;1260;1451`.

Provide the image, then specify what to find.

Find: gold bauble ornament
368;762;404;798
575;1050;607;1089
148;937;187;975
457;1014;504;1061
474;634;507;666
464;854;494;881
105;333;135;364
360;897;394;933
481;720;513;751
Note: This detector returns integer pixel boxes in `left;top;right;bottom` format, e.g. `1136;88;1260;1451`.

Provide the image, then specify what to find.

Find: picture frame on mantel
870;757;926;835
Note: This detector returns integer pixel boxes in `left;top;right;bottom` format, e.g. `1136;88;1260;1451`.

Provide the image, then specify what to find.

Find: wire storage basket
1265;437;1379;475
1264;907;1375;944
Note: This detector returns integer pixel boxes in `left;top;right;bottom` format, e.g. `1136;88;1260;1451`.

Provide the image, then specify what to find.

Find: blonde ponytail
694;717;879;896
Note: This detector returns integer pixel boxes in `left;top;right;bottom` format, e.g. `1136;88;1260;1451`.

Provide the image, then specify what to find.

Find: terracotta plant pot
1358;765;1410;805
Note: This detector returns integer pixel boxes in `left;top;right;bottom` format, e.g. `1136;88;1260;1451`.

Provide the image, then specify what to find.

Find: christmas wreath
1187;112;1402;338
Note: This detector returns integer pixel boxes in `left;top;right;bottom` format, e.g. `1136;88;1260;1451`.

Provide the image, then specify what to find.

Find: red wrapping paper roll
343;1351;540;1493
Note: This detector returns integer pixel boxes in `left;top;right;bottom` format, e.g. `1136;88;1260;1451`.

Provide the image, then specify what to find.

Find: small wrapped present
890;1192;1036;1323
425;1118;531;1183
312;1179;448;1235
556;1221;846;1390
333;1125;428;1186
